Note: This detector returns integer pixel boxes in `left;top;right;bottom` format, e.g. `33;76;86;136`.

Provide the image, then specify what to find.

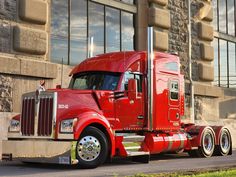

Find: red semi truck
2;50;232;169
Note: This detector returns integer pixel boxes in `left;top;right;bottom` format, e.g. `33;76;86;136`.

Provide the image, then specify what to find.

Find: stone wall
0;75;12;112
0;0;55;113
168;0;189;78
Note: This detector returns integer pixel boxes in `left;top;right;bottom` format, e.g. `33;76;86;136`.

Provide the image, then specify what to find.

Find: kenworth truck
2;49;232;168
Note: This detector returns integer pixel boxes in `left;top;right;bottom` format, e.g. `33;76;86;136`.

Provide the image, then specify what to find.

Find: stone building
0;0;235;147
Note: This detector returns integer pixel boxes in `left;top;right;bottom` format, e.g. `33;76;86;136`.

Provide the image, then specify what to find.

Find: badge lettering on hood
58;104;69;109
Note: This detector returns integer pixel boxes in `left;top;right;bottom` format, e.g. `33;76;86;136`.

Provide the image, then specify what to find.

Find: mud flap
71;141;78;165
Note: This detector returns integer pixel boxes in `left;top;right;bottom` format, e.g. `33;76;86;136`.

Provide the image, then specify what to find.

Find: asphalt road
0;151;235;177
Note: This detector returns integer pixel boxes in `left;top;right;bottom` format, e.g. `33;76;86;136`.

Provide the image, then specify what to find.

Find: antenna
61;57;63;88
88;36;94;58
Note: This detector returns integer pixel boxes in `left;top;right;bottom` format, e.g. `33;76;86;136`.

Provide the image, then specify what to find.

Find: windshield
69;72;121;91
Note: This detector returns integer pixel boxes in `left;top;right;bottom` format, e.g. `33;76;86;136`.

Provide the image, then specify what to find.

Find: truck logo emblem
58;104;69;109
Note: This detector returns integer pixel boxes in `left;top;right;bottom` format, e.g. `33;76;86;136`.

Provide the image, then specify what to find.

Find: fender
185;125;216;148
73;111;115;157
211;126;231;145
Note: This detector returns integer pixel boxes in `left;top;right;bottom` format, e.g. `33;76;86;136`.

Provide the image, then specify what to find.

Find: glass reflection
214;38;219;86
229;42;236;88
51;38;68;64
121;0;134;4
51;1;135;65
228;1;235;36
70;0;87;65
219;0;227;33
106;7;120;53
213;0;218;31
89;2;105;56
51;0;68;64
220;40;228;87
121;12;134;51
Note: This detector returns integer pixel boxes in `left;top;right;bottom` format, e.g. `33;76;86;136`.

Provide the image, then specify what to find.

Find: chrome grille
21;97;35;136
38;97;53;136
20;92;57;137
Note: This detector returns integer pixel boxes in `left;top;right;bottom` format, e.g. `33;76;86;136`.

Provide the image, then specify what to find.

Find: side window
123;72;143;92
170;81;179;100
165;62;178;72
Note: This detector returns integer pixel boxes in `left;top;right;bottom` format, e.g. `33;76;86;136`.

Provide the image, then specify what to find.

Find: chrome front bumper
1;140;78;165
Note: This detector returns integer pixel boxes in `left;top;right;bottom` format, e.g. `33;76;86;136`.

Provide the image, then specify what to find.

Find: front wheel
76;126;108;169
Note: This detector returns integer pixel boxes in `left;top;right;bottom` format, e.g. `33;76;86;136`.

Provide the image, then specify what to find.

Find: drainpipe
147;27;154;131
188;0;195;123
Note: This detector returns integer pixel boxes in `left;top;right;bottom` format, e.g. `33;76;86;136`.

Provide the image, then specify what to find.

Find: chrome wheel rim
220;131;230;153
203;132;214;155
77;136;101;162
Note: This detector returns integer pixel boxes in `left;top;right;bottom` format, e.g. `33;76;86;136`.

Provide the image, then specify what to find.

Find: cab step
123;135;145;142
127;151;149;156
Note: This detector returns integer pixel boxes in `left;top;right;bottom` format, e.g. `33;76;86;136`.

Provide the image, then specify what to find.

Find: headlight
9;119;20;132
60;118;77;133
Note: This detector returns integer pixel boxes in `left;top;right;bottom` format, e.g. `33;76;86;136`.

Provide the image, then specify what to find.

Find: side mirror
128;79;137;100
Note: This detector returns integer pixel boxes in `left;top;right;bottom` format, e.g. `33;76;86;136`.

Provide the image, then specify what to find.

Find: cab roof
69;51;179;76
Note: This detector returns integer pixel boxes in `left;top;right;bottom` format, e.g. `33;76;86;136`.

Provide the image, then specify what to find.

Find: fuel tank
142;132;188;154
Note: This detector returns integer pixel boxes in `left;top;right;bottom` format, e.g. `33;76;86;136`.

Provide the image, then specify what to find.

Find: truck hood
54;89;113;121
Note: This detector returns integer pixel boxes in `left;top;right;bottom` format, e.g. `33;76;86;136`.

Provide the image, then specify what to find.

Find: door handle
176;113;179;119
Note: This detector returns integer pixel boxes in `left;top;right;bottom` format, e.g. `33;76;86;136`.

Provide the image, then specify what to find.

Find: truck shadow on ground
1;152;192;170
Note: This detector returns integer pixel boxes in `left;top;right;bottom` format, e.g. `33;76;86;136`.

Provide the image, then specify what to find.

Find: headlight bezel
9;119;20;132
60;118;77;134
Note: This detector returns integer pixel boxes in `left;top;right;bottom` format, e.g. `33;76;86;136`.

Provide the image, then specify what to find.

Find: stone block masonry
0;0;16;21
168;0;189;79
0;22;11;53
13;26;47;55
0;75;12;112
19;0;47;24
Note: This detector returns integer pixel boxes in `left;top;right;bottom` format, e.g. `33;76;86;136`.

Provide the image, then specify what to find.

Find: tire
197;128;215;157
188;128;215;158
216;128;231;156
76;126;108;169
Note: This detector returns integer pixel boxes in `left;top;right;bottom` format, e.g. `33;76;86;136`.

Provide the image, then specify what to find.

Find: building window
50;0;135;66
120;0;134;4
106;7;120;53
51;0;68;64
70;0;87;66
213;0;236;88
89;2;105;56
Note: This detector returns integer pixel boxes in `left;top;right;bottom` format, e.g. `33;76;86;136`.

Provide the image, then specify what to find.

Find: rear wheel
216;128;231;156
76;126;108;169
198;128;215;157
188;128;215;158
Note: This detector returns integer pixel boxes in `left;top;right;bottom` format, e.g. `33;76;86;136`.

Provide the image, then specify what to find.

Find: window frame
50;0;135;66
213;0;236;88
169;80;179;101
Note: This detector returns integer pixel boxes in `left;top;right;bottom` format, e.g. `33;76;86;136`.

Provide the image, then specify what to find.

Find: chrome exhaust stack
147;27;154;131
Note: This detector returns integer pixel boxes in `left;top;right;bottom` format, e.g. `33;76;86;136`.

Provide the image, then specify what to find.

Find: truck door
115;72;144;130
168;79;180;124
